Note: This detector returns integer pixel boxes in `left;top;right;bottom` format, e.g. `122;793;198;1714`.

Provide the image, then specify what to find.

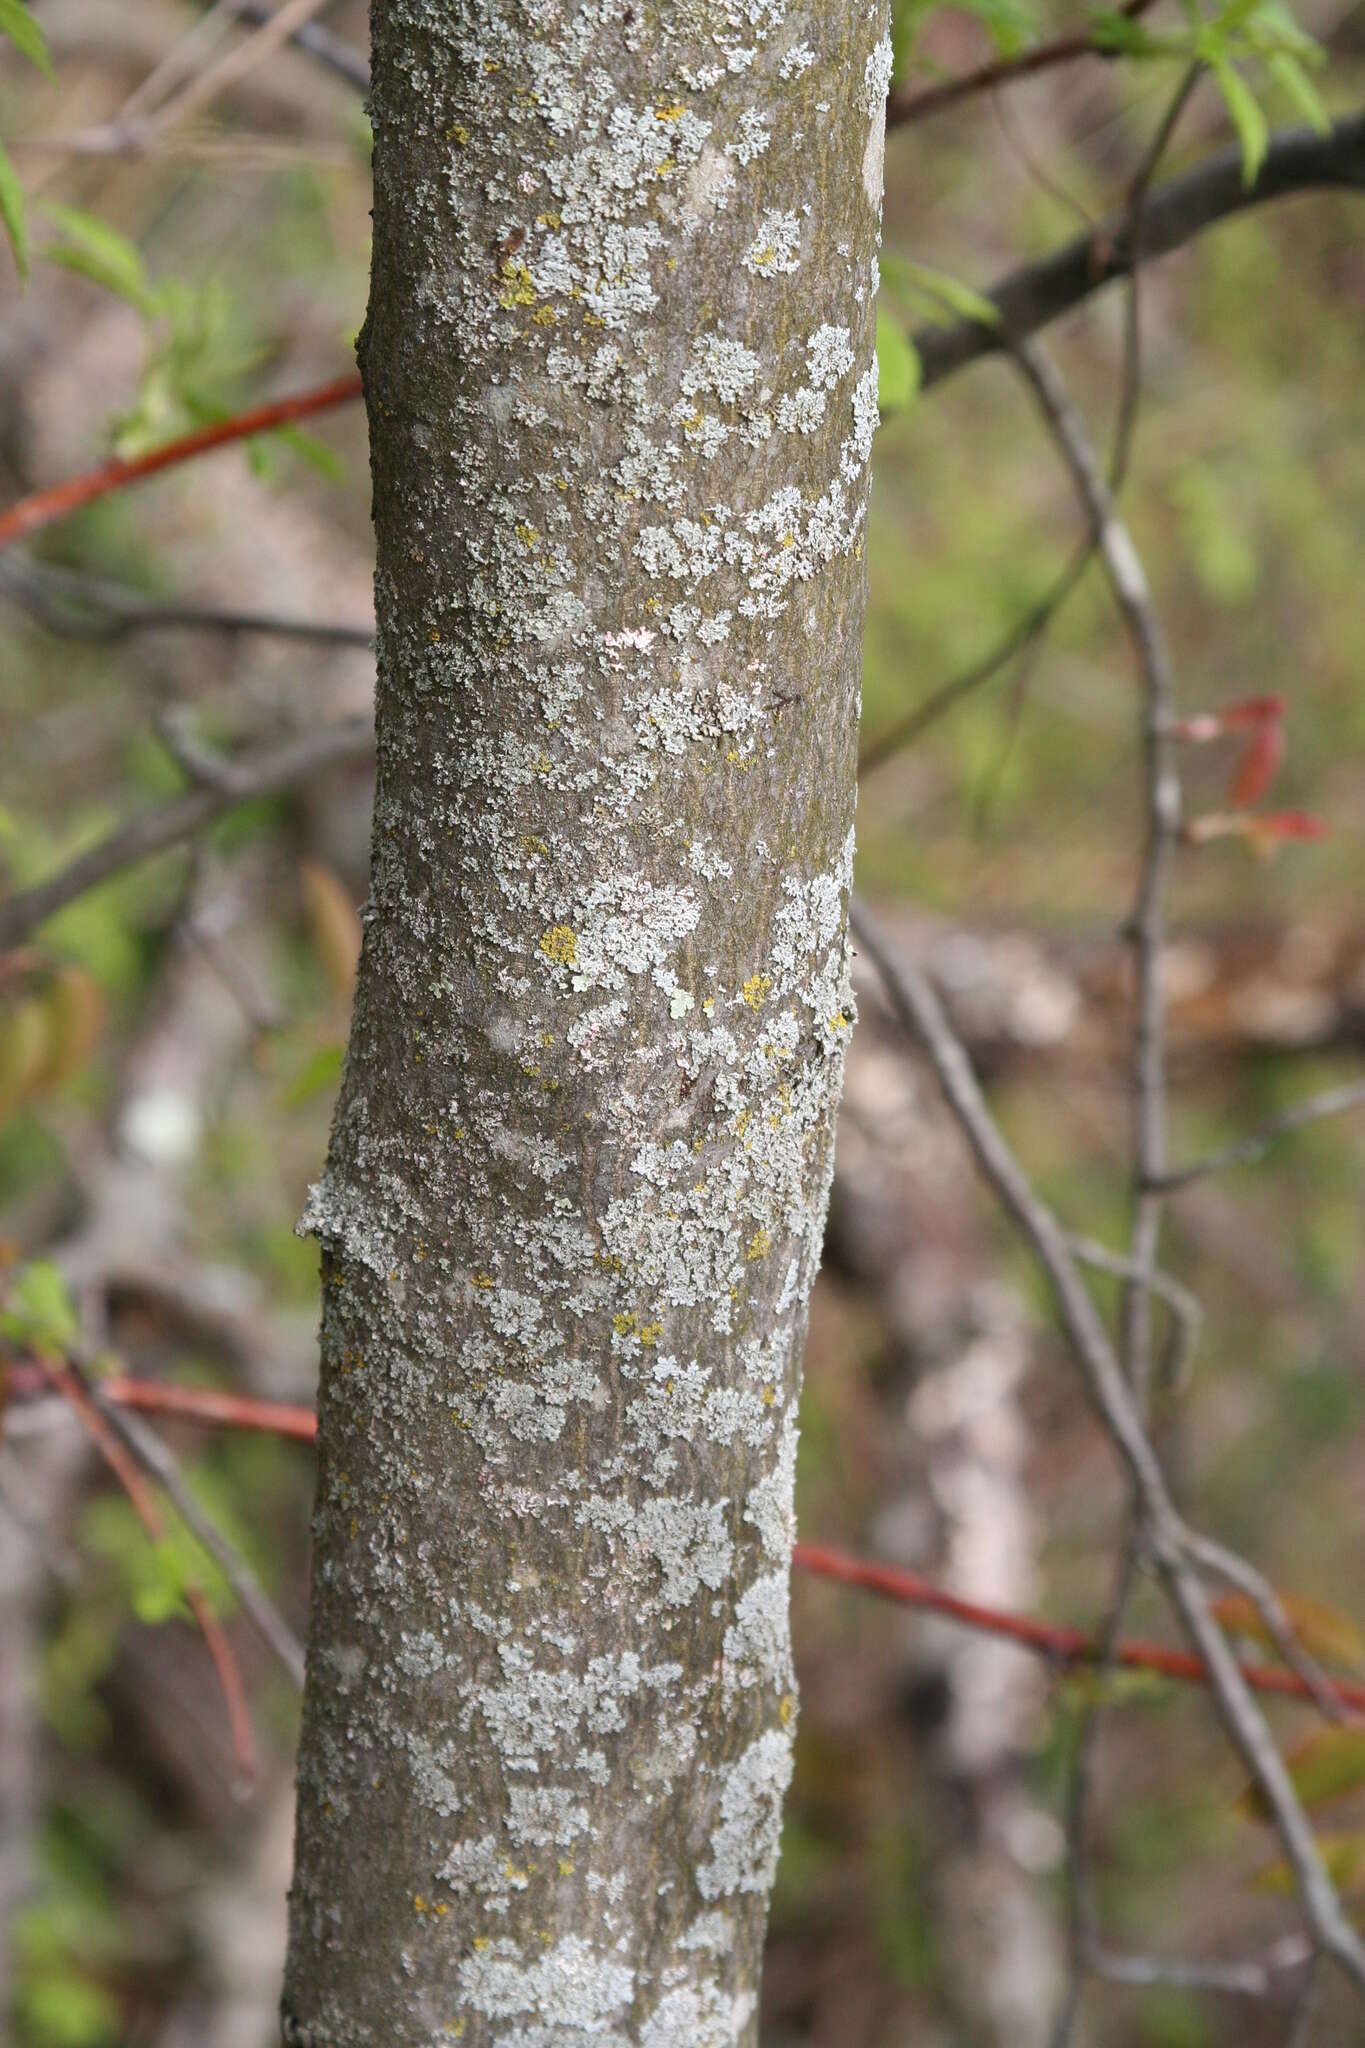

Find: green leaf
1243;0;1324;62
905;260;1001;327
876;308;921;416
0;134;27;282
1059;1666;1172;1711
15;1972;120;2048
283;1039;346;1108
130;1541;193;1626
40;204;151;310
957;0;1036;56
1089;10;1169;55
1265;49;1330;131
1243;1726;1365;1819
1211;0;1269;40
1213;1588;1365;1673
272;420;347;481
1256;1830;1365;1896
0;1258;79;1356
1213;57;1270;184
0;0;54;78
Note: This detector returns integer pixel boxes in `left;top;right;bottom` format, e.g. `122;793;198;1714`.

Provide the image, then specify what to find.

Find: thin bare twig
1286;1956;1322;2047
89;1389;305;1689
1111;62;1204;489
10;1368;1364;1714
1068;1236;1203;1391
1009;339;1181;1408
1146;1079;1365;1192
885;0;1158;128
0;556;374;650
857;541;1095;776
225;0;369;90
0;715;372;953
38;1359;257;1784
1184;1530;1352;1726
848;900;1365;1995
863;72;1201;784
1087;1938;1311;1998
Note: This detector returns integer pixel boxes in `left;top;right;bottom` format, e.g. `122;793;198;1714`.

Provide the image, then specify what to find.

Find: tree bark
282;3;889;2040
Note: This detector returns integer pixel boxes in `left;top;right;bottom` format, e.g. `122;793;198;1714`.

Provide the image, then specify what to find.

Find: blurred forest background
2;2;1364;2044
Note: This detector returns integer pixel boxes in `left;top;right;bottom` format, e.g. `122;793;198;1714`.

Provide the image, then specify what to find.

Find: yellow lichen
539;925;578;965
497;261;537;308
746;1228;772;1262
742;973;772;1009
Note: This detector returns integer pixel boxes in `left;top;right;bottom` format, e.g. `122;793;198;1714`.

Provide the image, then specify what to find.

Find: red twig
0;373;364;550
12;1368;1364;1716
886;0;1158;129
793;1543;1365;1713
37;1361;257;1784
100;1374;320;1442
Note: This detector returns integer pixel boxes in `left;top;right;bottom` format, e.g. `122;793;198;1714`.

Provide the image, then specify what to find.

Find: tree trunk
282;4;890;2040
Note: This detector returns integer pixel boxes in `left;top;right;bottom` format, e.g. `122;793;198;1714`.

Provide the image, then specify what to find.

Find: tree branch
0;555;374;650
224;0;369;92
91;1388;305;1689
8;1365;1365;1717
915;110;1365;395
848;900;1365;1995
886;0;1157;129
0;715;372;953
0;374;363;550
1146;1077;1365;1192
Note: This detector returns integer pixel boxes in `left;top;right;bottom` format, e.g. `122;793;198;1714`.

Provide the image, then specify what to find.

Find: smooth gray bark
282;3;889;2041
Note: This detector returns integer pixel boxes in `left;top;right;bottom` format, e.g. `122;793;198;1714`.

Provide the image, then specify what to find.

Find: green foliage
0;0;53;278
894;0;1037;63
1168;463;1260;606
0;1256;79;1354
1136;1987;1213;2048
80;1492;230;1626
282;1038;346;1109
0;136;27;279
1100;0;1328;184
1257;1829;1365;1896
10;1818;125;2048
40;207;265;453
876;306;921;416
1244;1725;1365;1818
0;0;52;75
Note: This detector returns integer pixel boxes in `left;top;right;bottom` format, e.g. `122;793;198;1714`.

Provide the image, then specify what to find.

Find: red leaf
1228;720;1285;808
1252;809;1330;843
1221;693;1287;729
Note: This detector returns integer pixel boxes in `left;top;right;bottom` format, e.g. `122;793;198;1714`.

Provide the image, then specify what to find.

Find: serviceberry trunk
283;3;889;2040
